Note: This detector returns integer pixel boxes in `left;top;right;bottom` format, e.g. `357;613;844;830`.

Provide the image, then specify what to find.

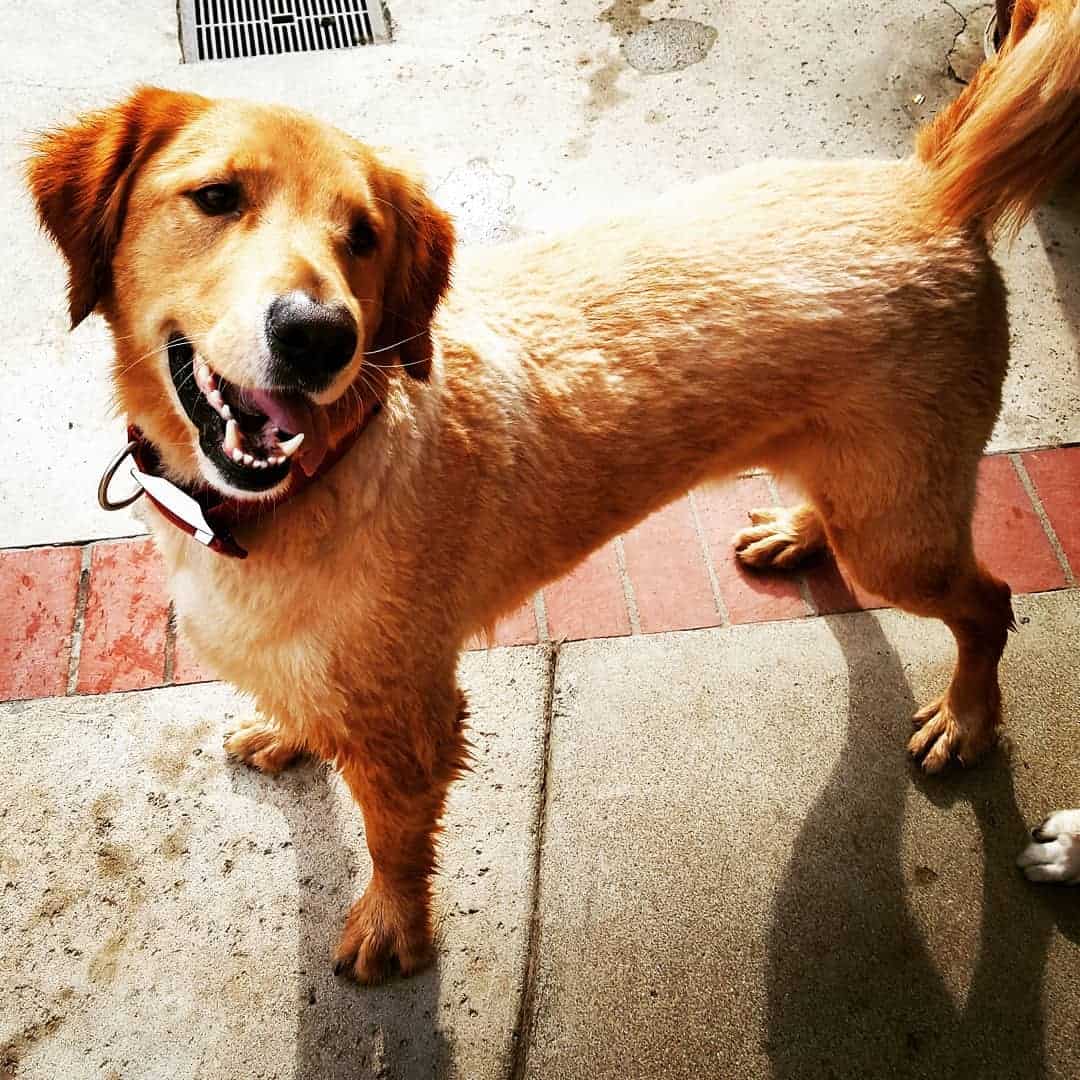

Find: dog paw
733;506;824;571
907;696;998;773
224;717;303;775
1017;810;1080;884
333;884;434;985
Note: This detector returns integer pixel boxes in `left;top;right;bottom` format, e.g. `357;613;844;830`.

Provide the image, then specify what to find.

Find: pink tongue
246;389;330;476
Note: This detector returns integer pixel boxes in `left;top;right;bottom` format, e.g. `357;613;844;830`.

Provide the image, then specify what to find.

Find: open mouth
167;335;330;493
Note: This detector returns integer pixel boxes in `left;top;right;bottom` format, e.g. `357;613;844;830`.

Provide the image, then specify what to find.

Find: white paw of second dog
1017;809;1080;884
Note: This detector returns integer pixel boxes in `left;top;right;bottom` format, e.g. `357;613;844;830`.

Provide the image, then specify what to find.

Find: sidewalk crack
508;639;560;1080
64;545;93;696
943;0;972;84
163;604;178;685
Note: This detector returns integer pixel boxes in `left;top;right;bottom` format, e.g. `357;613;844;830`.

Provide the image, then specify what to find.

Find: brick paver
171;629;217;686
466;600;540;651
1023;447;1080;579
694;477;811;623
790;455;1069;614
2;448;1077;702
621;496;722;634
490;601;540;648
543;541;631;641
0;546;82;700
972;455;1066;594
76;539;170;695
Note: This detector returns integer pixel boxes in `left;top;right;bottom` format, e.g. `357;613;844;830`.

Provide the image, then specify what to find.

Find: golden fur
28;0;1080;982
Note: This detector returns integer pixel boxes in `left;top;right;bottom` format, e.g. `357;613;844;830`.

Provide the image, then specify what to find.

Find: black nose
266;292;358;389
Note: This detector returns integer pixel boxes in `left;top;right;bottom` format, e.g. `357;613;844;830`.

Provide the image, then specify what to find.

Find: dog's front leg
332;682;469;984
224;714;306;774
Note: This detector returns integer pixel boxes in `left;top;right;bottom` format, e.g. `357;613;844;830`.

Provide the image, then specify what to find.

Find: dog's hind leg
734;410;1013;771
902;563;1014;772
808;464;1014;772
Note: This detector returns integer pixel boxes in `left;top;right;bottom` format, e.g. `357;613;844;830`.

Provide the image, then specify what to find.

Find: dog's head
28;87;455;497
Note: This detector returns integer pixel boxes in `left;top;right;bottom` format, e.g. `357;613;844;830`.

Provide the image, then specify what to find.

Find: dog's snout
266;291;358;388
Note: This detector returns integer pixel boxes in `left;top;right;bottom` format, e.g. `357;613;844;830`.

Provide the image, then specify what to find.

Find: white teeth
211;377;286;473
224;418;240;454
278;432;305;458
195;361;230;417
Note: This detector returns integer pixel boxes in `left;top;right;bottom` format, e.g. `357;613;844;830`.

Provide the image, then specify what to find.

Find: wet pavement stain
0;1014;65;1079
95;841;135;879
88;932;126;984
158;825;192;861
621;17;718;74
600;1;717;76
149;718;215;785
35;885;78;922
90;791;118;835
571;2;717;157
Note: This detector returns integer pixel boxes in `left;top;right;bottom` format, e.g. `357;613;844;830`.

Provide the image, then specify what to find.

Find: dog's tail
916;0;1080;235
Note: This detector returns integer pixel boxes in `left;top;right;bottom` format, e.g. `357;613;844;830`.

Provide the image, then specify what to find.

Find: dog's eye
190;183;241;216
348;218;377;256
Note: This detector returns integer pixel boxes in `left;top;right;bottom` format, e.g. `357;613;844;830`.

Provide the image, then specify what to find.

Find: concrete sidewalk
1;652;549;1080
526;594;1080;1080
4;1;1080;1078
3;596;1080;1079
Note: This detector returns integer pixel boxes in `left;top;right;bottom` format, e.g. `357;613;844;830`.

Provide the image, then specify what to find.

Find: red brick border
544;542;631;641
0;546;83;700
1;447;1077;702
76;539;170;695
1022;448;1080;582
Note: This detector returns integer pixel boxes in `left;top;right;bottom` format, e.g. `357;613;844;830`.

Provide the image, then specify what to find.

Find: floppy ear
374;165;456;382
27;86;210;328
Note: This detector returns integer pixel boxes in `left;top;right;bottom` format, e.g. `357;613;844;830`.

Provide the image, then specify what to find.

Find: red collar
99;403;381;559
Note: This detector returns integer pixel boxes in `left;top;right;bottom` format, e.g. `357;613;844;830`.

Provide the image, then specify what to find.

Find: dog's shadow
1034;189;1080;383
227;759;452;1080
765;612;1080;1080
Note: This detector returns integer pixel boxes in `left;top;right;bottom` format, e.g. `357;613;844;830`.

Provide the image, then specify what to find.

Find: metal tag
130;467;216;547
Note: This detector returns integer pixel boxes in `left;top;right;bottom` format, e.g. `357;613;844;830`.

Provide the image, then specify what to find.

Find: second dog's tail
917;0;1080;234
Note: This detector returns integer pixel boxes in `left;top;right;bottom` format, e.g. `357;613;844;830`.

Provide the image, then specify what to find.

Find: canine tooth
242;453;255;466
278;432;305;458
195;363;212;392
221;404;233;420
231;448;244;463
208;389;225;412
224;418;240;454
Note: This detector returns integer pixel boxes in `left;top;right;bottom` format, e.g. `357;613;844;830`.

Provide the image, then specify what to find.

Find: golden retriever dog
27;0;1080;981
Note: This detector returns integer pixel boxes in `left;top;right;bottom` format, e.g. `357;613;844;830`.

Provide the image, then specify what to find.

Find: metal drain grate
179;1;389;63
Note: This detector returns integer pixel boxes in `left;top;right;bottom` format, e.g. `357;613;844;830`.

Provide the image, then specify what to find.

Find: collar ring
98;439;144;511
